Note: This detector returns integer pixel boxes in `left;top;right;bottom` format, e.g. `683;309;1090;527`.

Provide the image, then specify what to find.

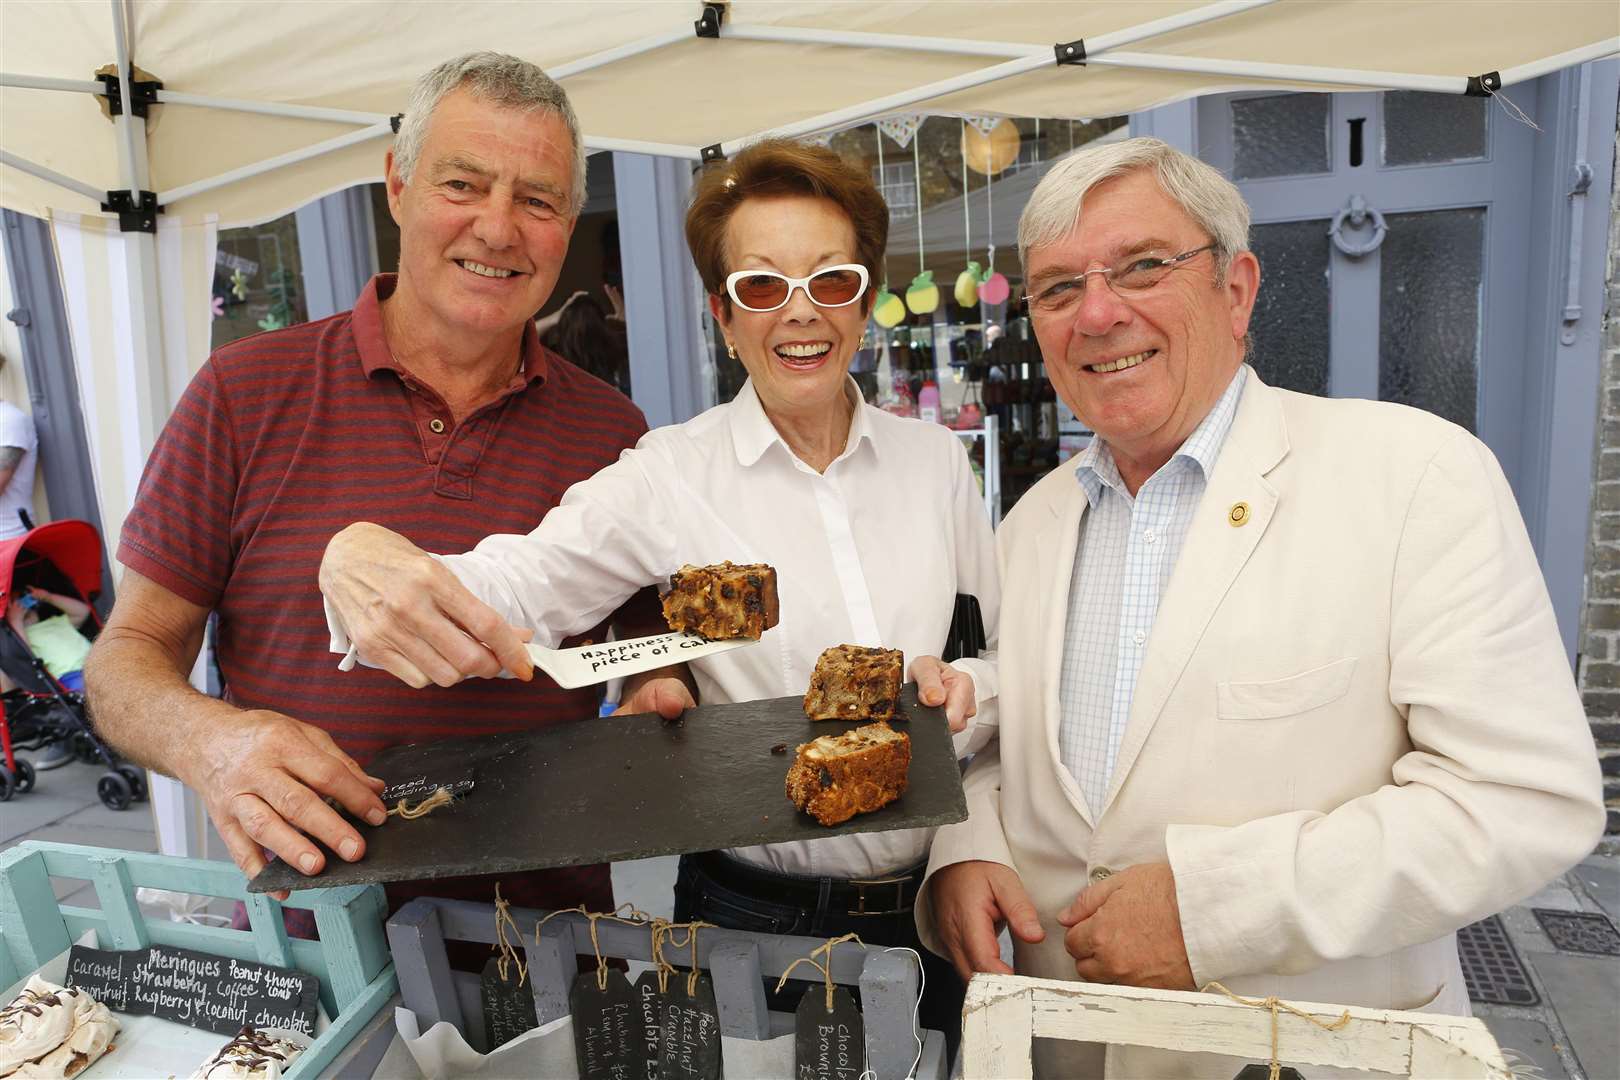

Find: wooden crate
0;841;398;1079
387;896;948;1080
961;974;1512;1079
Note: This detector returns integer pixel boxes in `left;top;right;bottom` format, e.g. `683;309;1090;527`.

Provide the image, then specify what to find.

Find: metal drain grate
1532;909;1620;956
1456;915;1539;1006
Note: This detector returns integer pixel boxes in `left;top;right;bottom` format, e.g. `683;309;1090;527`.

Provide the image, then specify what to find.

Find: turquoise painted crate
0;841;397;1079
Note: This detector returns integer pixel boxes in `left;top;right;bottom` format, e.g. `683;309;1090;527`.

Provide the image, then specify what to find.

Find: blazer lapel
1101;371;1290;815
1038;474;1098;828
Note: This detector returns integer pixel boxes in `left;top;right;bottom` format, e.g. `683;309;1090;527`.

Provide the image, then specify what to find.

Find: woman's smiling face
711;194;869;422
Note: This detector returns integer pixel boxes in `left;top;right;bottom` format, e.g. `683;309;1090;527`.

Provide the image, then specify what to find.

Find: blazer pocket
1217;657;1358;721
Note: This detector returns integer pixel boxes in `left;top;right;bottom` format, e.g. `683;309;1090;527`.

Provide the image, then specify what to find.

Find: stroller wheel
97;771;134;811
115;764;147;802
12;759;34;794
0;768;13;802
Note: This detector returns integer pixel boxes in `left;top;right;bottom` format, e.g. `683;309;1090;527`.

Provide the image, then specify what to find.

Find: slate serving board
249;684;964;893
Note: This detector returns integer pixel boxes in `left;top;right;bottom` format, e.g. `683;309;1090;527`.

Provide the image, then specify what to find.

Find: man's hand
321;522;532;688
1058;863;1195;989
186;709;387;899
910;656;976;734
928;860;1046;982
612;676;695;720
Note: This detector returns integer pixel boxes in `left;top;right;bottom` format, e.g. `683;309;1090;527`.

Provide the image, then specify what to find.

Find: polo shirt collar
730;376;875;469
352;273;552;391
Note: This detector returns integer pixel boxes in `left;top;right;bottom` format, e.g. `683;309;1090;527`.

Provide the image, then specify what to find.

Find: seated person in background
538;290;631;394
6;584;92;693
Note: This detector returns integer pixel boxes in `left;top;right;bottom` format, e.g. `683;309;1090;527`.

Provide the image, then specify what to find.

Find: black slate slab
249;684;964;893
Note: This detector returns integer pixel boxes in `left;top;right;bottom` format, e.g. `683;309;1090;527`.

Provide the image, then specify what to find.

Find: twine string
1203;981;1351;1080
387;786;454;819
491;884;526;985
776;933;866;1012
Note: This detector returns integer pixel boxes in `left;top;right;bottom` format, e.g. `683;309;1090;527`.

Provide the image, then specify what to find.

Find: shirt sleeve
0;404;35;452
945;434;1001;759
118;361;239;607
430;444;687;649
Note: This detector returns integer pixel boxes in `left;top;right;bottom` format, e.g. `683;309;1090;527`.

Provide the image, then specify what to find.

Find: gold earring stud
726;342;737;360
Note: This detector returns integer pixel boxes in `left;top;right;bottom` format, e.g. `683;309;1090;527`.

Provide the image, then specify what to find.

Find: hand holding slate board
66;944;319;1037
250;684;965;893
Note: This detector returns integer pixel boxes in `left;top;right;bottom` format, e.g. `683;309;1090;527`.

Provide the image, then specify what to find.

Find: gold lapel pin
1228;501;1250;527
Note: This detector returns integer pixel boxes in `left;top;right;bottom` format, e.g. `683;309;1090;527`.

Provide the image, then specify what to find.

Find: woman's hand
910;655;976;733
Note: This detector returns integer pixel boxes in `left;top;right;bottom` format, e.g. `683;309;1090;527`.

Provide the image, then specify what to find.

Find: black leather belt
690;850;926;917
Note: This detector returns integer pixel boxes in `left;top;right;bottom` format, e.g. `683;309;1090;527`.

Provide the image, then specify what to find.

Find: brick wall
1578;117;1620;835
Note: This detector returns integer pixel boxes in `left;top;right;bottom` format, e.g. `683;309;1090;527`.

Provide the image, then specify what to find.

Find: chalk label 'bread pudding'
803;644;903;721
785;721;910;826
661;562;780;640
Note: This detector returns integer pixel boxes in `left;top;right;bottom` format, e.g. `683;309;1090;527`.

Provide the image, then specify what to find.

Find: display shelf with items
954;414;1001;527
0;840;397;1079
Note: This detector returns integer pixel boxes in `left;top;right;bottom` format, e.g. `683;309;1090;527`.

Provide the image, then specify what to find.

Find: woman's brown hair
685;137;889;314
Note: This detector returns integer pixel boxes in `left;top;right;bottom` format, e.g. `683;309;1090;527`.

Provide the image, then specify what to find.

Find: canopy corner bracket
1054;39;1087;66
101;189;160;233
1464;70;1503;96
700;143;726;163
96;69;162;117
694;2;727;38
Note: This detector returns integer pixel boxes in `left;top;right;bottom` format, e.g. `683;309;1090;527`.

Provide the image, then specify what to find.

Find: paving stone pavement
3;772;1617;1077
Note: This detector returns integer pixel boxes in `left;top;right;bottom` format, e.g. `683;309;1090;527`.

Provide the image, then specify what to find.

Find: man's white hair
393;52;586;217
1018;136;1250;279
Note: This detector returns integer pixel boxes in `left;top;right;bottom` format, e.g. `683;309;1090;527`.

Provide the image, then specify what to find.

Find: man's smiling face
1025;169;1257;479
385;85;577;343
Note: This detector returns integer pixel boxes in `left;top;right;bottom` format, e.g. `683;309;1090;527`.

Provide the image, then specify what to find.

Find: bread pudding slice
803;644;903;721
785;721;910;826
662;562;780;639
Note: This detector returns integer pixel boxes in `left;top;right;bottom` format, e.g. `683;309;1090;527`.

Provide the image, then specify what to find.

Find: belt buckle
846;874;910;917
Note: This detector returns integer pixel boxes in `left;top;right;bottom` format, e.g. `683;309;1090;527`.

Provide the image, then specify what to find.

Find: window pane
1231;94;1331;179
1381;91;1488;166
211;211;309;349
1248;219;1331;396
1378;208;1484;431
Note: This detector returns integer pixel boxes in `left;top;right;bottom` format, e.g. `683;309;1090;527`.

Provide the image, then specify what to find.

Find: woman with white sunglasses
320;138;998;1047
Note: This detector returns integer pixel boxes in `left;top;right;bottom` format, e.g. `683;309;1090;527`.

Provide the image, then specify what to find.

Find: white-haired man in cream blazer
917;137;1605;1078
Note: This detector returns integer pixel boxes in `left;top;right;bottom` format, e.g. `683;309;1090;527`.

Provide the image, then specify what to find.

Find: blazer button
1089;866;1113;883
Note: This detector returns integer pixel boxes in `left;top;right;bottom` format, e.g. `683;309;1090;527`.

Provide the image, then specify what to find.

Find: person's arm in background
85;570;387;894
28;586;91;628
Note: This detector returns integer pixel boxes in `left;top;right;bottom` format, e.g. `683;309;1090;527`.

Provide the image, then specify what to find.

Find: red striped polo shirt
119;274;658;914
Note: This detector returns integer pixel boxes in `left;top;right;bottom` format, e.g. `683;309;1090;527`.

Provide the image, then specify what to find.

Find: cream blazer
918;368;1605;1078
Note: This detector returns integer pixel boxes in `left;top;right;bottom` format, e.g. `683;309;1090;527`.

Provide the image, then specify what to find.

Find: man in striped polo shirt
84;53;684;919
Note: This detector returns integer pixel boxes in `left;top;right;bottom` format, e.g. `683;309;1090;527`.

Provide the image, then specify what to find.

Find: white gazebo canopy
3;0;1617;226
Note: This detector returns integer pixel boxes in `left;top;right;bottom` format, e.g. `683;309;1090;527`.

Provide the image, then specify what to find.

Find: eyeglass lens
732;268;865;310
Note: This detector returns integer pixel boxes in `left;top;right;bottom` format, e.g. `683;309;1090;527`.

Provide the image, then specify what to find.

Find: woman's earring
725;342;737;360
859;330;869;349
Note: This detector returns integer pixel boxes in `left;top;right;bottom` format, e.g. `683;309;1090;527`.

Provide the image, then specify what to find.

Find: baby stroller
0;519;147;809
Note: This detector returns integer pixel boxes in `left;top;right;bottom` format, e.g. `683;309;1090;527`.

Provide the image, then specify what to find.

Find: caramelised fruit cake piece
785;721;910;826
661;561;780;639
803;644;903;721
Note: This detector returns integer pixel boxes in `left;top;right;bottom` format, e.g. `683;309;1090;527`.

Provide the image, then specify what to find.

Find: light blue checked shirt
1059;367;1247;817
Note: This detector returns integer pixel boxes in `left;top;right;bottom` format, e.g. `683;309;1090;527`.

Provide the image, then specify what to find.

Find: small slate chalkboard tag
632;971;667;1080
794;985;864;1080
380;772;475;805
570;968;640;1079
480;956;537;1051
66;943;318;1037
1234;1066;1305;1080
660;973;722;1080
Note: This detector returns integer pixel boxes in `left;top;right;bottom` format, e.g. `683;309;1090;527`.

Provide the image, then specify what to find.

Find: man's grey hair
1018;136;1250;280
393;52;587;217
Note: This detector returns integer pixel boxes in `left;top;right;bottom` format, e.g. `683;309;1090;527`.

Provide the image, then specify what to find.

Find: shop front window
210;210;309;350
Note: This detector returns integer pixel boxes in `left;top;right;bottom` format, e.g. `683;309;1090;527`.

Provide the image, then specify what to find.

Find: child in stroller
0;519;147;807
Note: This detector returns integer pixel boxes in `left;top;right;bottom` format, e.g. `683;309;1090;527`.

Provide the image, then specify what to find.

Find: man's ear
384;150;406;225
1225;249;1260;342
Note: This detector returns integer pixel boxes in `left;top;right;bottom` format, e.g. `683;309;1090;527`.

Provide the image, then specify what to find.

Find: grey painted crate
386;897;946;1080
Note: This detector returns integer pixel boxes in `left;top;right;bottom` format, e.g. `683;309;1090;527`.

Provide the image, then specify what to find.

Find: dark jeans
673;851;963;1061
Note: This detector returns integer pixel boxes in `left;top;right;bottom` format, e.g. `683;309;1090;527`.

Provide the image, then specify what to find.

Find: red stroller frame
0;519;147;808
